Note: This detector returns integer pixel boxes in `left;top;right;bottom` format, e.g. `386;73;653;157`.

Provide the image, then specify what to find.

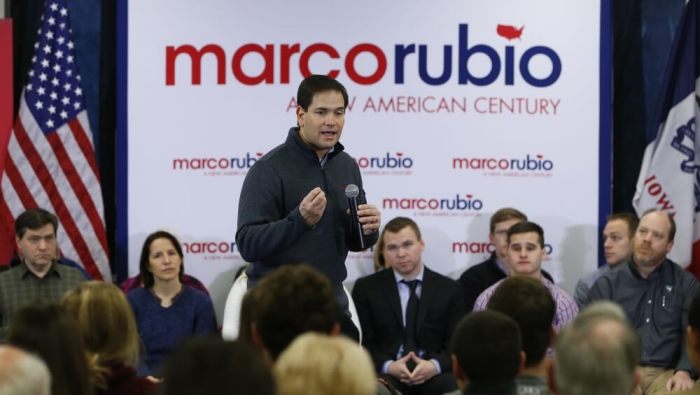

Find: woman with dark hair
7;303;95;395
126;230;217;376
63;281;157;395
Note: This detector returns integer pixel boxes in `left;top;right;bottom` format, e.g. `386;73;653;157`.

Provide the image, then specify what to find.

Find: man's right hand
299;187;326;227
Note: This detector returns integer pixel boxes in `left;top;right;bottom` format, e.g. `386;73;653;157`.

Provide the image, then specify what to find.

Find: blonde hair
62;282;140;370
274;333;375;395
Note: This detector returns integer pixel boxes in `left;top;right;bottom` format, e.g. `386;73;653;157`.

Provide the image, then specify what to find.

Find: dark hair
490;208;527;234
507;221;545;248
607;212;639;238
641;209;676;242
139;230;185;288
487;277;555;367
253;264;341;360
161;337;275;395
14;208;58;238
451;310;521;383
7;303;94;395
688;291;700;331
296;75;348;110
374;216;422;271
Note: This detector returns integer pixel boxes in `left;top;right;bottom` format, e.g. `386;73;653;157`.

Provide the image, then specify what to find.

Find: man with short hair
450;310;523;395
553;301;641;395
573;212;638;307
473;221;578;331
588;209;699;394
236;75;381;331
248;263;342;361
352;217;464;395
458;208;553;312
488;276;556;395
0;345;51;395
0;208;85;338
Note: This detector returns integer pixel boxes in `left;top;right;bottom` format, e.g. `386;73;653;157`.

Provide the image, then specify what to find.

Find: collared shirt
0;261;85;338
393;266;425;327
382;265;442;374
474;276;579;331
588;258;699;371
573;264;620;307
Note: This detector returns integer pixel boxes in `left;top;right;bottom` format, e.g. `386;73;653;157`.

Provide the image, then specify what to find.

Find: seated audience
126;230;217;376
552;301;641;395
63;281;158;395
458;208;555;313
0;208;85;338
275;333;376;395
352;217;463;395
6;303;93;395
588;209;698;394
160;337;274;395
450;310;523;395
488;276;556;395
473;221;578;331
573;212;637;307
0;345;51;395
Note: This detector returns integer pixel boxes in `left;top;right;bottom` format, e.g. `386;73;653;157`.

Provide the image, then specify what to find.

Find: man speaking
236;74;381;326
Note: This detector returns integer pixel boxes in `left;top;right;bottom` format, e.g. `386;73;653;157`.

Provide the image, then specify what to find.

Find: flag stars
74;88;82;96
39;73;47;81
57;37;64;44
46;119;54;128
60;8;67;16
48;105;56;114
60;110;68;119
73;102;80;110
55;50;63;59
37;87;45;96
26;84;33;91
67;56;74;64
53;64;61;73
49;3;58;11
35;101;44;110
61;97;70;105
43;45;52;54
63;83;72;91
50;92;58;100
51;78;59;86
66;70;73;77
46;31;54;40
67;41;74;49
48;17;56;26
41;59;49;68
59;22;66;30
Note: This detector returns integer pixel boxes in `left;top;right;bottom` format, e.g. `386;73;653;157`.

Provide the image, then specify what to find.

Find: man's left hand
406;356;438;385
357;204;381;234
666;370;694;392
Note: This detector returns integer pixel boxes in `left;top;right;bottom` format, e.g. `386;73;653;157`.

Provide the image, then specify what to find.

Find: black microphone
345;184;365;249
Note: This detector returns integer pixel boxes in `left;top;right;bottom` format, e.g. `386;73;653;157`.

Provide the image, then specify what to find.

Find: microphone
345;184;365;249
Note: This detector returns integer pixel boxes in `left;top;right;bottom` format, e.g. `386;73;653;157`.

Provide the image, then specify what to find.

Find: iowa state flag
633;0;700;275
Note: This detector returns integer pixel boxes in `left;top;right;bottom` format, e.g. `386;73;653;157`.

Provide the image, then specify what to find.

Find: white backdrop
124;0;609;323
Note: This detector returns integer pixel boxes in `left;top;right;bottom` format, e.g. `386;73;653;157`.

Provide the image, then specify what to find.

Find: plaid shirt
473;276;579;331
0;261;85;339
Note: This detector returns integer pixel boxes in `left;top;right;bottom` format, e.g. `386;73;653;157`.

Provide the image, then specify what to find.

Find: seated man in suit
352;216;464;395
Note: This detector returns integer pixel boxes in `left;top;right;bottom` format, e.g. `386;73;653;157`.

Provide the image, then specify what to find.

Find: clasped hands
387;352;438;386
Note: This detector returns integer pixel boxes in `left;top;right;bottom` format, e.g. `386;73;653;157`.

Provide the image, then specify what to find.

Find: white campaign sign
126;0;607;322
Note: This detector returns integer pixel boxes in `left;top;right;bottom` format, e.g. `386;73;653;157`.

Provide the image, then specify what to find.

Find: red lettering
280;44;300;83
344;44;387;85
165;44;226;85
299;43;340;78
231;44;274;85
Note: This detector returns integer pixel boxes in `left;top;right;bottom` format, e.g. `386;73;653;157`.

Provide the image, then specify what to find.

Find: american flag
0;0;109;280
